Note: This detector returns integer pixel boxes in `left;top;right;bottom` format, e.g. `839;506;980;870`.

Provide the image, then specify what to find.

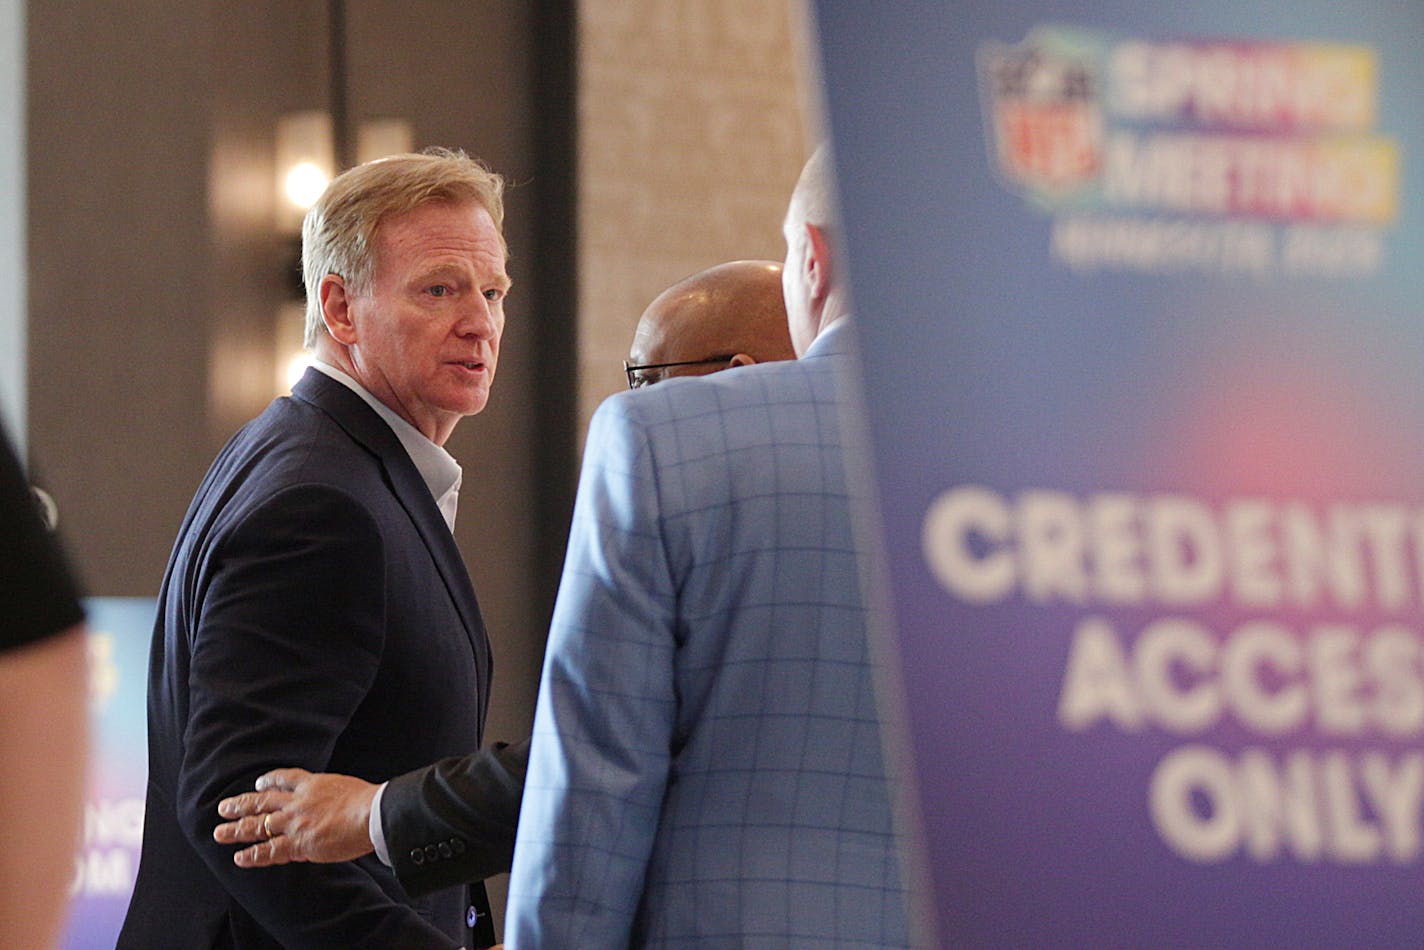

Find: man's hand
214;768;378;868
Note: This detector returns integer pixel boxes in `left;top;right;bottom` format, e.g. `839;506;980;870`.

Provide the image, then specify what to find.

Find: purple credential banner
812;1;1424;946
61;598;152;949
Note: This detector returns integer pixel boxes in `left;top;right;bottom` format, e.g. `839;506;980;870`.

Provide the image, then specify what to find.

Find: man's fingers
232;836;297;869
216;770;379;867
217;788;292;819
255;767;311;792
213;813;274;845
212;807;285;845
216;790;259;819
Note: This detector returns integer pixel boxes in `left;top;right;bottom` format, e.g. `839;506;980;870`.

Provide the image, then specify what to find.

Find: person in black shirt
0;419;89;948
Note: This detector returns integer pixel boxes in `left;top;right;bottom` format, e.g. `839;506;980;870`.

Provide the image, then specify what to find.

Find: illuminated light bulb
285;351;314;390
284;162;330;210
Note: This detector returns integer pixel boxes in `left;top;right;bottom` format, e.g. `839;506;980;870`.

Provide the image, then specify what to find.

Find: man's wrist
368;781;392;866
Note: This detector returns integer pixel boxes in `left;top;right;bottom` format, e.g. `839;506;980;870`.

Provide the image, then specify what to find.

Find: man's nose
456;297;498;339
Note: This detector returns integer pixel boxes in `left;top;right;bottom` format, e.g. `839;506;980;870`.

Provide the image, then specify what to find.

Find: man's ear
728;353;756;368
803;222;834;305
320;274;359;346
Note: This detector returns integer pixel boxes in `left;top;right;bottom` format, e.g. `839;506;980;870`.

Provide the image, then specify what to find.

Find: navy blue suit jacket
120;369;491;948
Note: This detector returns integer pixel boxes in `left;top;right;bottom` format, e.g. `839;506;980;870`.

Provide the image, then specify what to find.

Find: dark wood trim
529;0;579;632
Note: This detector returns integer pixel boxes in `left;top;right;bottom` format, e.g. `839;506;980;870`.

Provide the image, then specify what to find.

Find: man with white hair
504;146;912;947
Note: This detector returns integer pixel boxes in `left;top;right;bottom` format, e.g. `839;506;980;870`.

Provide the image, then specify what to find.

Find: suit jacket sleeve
382;738;529;895
177;484;459;948
504;396;678;948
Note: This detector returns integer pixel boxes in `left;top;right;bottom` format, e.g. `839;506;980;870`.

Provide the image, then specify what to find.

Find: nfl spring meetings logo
978;27;1400;278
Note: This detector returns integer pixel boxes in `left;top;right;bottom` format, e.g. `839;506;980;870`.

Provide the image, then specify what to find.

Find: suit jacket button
410;848;425;866
451;837;466;854
438;841;453;858
425;844;440;862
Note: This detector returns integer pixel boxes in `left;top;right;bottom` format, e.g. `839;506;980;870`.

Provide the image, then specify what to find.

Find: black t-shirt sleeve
0;427;85;651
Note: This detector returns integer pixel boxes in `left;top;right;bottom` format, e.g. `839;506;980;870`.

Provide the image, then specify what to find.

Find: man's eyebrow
416;263;464;281
476;270;512;296
414;264;511;290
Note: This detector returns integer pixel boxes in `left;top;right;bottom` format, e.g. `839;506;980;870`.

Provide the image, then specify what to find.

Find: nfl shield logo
982;41;1102;197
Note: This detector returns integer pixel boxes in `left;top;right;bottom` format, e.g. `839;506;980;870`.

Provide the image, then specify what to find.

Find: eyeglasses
623;354;735;389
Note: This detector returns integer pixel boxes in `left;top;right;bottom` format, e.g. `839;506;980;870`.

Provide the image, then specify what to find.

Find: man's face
345;200;510;444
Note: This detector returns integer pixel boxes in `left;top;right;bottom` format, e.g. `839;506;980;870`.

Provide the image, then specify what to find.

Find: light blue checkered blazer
506;320;910;948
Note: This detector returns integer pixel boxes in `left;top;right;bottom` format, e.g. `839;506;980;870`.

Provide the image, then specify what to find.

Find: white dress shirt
309;360;460;866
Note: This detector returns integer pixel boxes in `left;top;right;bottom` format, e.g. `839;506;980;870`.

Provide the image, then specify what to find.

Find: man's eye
484;288;505;301
429;285;450;297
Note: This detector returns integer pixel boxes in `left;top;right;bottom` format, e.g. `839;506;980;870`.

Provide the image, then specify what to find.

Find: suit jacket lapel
291;370;492;721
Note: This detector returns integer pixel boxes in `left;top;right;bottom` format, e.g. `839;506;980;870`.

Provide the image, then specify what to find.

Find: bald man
623;259;795;388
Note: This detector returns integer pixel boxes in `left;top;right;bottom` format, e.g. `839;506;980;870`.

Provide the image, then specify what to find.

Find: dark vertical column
529;0;579;633
327;0;353;171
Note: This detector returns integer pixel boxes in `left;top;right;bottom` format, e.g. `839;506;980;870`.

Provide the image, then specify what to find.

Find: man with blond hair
207;259;796;924
120;149;519;949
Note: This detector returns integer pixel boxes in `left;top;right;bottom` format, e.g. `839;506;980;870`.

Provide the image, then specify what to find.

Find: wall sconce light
274;301;311;395
275;110;335;235
275;113;415;236
272;112;415;395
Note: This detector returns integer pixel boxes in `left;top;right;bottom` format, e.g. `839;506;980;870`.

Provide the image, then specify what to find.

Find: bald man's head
625;260;796;388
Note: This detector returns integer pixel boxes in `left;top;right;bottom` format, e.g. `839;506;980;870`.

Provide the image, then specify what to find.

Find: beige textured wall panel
577;0;813;424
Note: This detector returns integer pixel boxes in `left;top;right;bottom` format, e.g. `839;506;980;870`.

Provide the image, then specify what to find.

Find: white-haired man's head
780;145;847;356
